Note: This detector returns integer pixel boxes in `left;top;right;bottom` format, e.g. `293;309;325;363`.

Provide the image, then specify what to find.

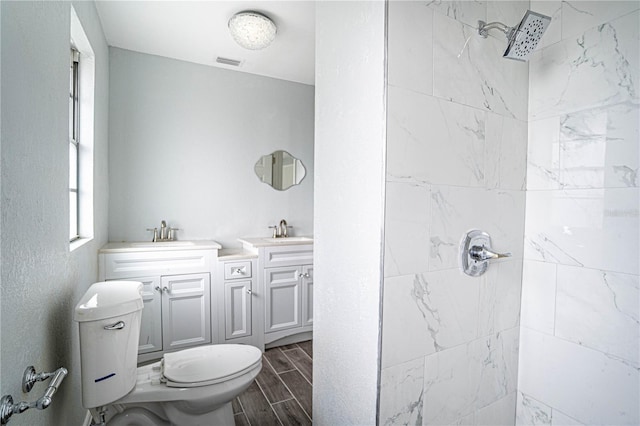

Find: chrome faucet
279;219;288;238
268;219;292;238
160;220;167;240
146;220;180;242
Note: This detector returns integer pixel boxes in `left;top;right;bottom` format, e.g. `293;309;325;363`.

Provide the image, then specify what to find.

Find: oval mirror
254;150;307;191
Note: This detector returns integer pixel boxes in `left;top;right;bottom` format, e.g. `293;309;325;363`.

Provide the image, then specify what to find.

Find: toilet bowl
74;281;262;426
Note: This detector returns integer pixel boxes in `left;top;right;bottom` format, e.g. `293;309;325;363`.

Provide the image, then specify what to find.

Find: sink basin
130;241;196;248
262;237;313;243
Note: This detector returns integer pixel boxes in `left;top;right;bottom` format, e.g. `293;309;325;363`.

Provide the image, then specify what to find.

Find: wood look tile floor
233;340;313;426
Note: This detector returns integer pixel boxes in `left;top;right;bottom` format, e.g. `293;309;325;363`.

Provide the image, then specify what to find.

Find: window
69;6;95;250
69;48;80;241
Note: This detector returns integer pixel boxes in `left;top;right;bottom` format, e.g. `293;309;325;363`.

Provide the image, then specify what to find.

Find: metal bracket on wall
0;366;68;425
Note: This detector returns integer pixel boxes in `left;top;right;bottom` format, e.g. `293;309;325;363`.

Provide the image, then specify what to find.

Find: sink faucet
160;220;167;240
268;219;292;238
279;219;288;238
146;220;180;242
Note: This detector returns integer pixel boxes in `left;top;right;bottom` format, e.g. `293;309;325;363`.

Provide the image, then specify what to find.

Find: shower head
478;10;551;61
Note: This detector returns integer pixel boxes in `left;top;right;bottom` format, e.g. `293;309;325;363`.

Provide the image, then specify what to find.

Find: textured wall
313;1;386;424
380;1;529;424
0;1;109;425
108;48;314;248
517;2;639;425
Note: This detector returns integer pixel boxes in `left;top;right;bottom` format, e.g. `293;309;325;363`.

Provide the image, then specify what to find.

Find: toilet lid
162;344;262;388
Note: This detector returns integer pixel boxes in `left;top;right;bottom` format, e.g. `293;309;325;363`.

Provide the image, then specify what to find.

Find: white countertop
100;240;222;253
218;248;258;260
238;236;314;249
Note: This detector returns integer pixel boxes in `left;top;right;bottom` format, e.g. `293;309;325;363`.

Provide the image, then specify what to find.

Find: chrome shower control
461;230;511;277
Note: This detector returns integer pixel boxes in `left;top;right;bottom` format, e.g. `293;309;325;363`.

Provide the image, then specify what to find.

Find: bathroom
1;1;638;425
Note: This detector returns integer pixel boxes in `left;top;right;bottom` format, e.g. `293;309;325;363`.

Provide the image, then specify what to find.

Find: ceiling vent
216;57;242;67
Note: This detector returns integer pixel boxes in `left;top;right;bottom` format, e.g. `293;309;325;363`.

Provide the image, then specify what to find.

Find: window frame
69;47;80;242
69;5;96;251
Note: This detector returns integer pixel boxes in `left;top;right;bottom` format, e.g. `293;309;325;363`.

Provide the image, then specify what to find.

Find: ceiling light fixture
228;11;277;50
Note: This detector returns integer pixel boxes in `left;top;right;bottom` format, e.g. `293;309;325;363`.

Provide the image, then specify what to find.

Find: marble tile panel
387;85;485;187
529;11;639;119
478;260;523;337
561;1;640;41
555;265;639;366
559;102;639;189
518;328;640;425
388;1;434;95
527;117;562;190
524;188;639;274
530;1;562;49
381;270;480;368
475;392;517;426
430;186;525;271
384;181;431;278
379;357;425;425
485;112;528;190
433;11;529;121
550;410;584;426
515;391;552;426
426;0;486;28
520;260;556;335
423;327;519;424
453;412;476;425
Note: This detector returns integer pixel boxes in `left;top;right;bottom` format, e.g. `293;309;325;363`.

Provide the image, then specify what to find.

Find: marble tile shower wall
518;2;639;426
381;1;529;425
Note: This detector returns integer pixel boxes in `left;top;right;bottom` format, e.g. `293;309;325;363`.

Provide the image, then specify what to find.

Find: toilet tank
74;281;143;409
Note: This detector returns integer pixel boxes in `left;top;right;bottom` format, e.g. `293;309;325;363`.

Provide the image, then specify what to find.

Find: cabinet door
161;273;211;351
301;265;313;327
224;280;252;339
137;277;163;354
264;266;302;333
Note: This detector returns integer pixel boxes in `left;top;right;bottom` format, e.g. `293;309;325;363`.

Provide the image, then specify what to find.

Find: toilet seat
161;344;262;388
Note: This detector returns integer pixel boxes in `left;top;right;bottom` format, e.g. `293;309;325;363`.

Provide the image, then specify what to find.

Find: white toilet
74;281;262;426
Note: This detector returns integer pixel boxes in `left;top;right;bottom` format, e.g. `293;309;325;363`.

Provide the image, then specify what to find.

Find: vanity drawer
263;245;313;268
101;250;212;279
224;261;252;280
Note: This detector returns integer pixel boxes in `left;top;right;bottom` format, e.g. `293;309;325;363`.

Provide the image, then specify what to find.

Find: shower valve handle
469;245;511;261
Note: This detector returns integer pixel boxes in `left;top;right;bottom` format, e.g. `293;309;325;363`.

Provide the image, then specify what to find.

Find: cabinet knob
154;286;161;292
246;289;252;295
162;286;169;293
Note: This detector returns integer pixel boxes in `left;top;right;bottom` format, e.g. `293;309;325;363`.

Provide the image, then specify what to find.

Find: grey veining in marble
530;10;639;119
380;358;425;425
423;328;519;424
515;391;552;426
433;11;528;121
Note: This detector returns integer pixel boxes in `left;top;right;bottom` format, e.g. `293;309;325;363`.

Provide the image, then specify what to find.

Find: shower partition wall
381;1;529;424
380;1;639;425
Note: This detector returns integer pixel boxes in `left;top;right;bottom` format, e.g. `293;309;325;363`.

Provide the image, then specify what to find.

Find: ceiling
95;1;315;85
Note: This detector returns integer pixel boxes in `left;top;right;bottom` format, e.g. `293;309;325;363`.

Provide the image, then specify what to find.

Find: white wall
0;1;109;424
108;48;314;247
313;1;386;424
518;2;639;425
380;2;529;424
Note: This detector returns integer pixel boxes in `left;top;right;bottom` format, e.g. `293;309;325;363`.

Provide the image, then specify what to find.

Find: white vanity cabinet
246;242;313;347
133;273;212;357
216;251;258;346
98;242;220;363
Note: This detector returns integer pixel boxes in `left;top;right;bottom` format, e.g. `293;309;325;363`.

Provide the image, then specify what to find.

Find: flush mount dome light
228;11;277;50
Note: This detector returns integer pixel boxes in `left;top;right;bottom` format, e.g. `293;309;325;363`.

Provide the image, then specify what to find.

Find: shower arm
478;20;515;39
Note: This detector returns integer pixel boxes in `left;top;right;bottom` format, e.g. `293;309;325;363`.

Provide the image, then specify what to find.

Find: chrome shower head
478;10;551;61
